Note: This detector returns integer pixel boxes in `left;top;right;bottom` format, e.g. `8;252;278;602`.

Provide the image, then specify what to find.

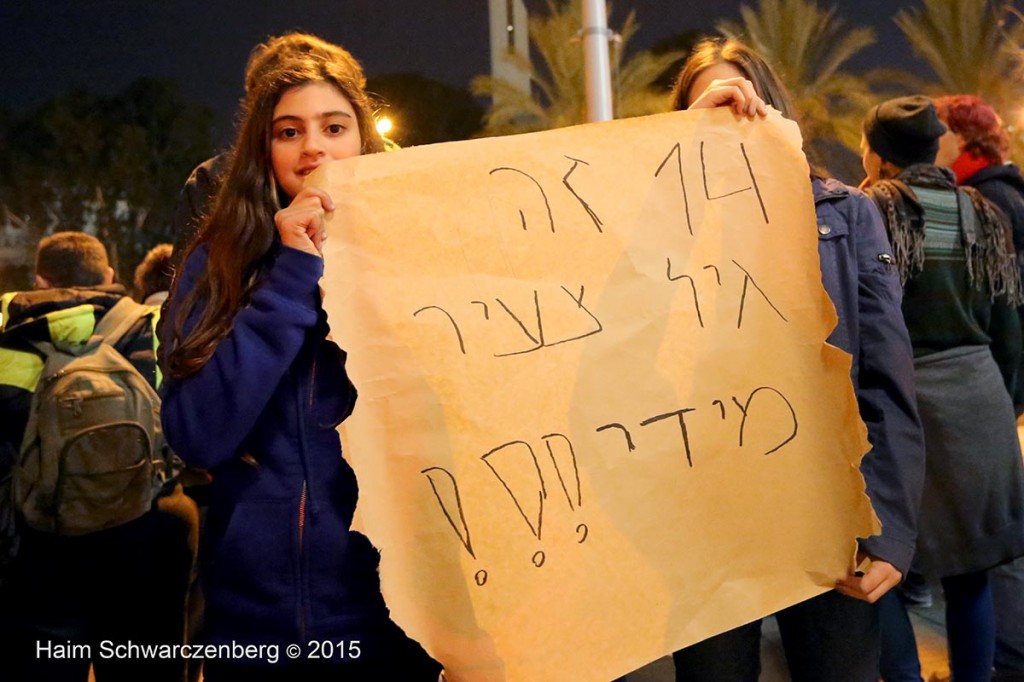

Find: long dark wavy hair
165;33;385;380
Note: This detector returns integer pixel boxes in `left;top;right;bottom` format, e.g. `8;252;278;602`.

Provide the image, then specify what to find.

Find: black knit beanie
863;95;948;168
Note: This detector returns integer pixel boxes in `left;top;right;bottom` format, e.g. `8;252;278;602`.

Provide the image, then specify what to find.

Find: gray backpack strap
956;187;978;249
93;297;151;348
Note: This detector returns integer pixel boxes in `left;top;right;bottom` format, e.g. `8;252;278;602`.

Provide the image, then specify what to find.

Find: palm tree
472;0;687;136
895;0;1024;159
717;0;877;156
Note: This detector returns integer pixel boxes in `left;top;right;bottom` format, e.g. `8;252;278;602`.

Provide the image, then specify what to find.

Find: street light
581;0;613;122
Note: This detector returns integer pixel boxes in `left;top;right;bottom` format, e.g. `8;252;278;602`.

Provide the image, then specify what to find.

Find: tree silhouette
472;0;686;135
717;0;877;158
0;79;214;290
895;0;1024;160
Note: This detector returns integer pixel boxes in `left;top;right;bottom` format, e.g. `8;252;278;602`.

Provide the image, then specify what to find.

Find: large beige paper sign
312;108;879;681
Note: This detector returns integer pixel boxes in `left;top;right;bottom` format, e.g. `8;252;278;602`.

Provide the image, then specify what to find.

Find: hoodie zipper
295;352;319;642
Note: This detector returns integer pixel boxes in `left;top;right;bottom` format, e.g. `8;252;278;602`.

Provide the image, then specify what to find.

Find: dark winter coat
962;162;1024;267
961;161;1024;409
812;177;925;577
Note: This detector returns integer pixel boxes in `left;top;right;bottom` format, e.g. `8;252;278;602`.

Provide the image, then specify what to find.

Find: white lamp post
581;0;614;122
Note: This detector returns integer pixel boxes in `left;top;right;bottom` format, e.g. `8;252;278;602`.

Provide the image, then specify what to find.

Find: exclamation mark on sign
481;440;548;568
543;433;588;544
421;467;489;585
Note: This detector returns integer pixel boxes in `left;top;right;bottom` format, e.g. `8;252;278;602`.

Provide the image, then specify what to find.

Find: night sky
3;0;925;143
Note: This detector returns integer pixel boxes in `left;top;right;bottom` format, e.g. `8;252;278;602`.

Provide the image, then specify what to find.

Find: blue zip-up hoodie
159;243;393;650
812;177;925;576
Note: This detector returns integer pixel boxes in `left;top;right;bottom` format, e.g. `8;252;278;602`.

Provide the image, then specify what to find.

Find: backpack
13;297;167;536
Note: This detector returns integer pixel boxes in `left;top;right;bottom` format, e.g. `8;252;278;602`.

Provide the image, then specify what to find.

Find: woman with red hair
934;95;1024;288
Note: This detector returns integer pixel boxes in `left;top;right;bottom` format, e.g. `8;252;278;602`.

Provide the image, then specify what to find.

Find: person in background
134;243;174;305
931;93;1024;682
933;95;1024;281
158;33;439;681
171;155;229;269
860;95;1024;682
933;94;1024;410
665;38;925;682
0;231;197;682
133;239;210;681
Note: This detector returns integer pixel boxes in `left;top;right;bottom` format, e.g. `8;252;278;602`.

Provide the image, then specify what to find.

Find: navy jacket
961;162;1024;409
160;244;391;648
962;162;1024;264
812;177;925;576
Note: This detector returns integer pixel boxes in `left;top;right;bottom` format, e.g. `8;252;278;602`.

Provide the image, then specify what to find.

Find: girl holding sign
667;38;924;682
159;33;439;681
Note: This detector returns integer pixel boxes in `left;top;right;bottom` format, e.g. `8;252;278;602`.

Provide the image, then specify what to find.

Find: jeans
993;556;1024;680
878;590;923;682
880;570;995;682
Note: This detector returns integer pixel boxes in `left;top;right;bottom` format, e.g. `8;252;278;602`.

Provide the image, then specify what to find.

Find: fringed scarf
867;164;1022;305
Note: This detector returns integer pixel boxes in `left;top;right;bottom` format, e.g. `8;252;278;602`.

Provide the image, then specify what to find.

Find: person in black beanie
860;96;1024;682
862;95;949;175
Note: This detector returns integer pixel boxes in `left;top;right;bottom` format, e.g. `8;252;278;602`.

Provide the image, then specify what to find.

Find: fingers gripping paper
311;108;879;681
